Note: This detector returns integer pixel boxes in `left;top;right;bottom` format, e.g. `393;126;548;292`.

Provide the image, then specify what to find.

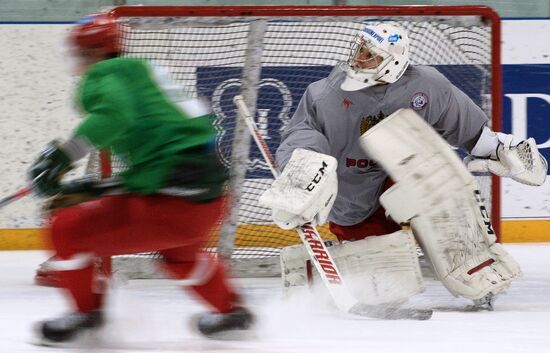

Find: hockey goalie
259;24;547;311
262;108;546;310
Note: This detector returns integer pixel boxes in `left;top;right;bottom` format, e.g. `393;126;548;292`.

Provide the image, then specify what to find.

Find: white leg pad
361;108;522;301
281;230;424;306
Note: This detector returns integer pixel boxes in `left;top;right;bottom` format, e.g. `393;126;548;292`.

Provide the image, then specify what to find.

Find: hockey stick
233;95;431;320
0;177;123;211
0;187;32;209
0;173;198;210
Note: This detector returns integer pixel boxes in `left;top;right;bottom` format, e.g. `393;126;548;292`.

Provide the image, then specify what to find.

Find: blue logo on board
196;66;332;178
503;64;550;171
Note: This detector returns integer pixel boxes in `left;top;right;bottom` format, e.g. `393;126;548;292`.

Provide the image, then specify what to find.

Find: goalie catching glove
466;127;547;186
259;148;338;230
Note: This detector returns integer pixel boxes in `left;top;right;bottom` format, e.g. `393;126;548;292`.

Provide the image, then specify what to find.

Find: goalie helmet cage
90;5;502;278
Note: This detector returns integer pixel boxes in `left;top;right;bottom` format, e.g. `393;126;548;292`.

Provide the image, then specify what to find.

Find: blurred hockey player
262;24;547;309
30;14;254;346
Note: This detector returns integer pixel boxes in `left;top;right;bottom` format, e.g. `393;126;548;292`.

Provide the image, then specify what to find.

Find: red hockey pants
329;179;400;241
329;206;401;241
46;194;238;314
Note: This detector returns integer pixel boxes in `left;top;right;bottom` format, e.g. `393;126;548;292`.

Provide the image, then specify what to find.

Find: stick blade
349;303;433;320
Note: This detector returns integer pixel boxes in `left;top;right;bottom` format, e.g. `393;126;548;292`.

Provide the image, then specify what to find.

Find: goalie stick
233;95;432;320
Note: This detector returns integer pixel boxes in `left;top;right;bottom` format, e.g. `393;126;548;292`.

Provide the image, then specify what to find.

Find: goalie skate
432;293;496;313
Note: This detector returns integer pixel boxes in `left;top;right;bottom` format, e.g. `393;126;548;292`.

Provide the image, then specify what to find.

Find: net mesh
86;11;498;276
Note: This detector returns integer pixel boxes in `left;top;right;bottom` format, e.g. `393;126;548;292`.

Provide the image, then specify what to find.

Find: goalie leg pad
361;108;522;301
411;213;521;300
281;230;424;306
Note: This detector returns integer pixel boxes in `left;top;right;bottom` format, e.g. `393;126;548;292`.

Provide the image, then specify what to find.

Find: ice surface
1;245;549;353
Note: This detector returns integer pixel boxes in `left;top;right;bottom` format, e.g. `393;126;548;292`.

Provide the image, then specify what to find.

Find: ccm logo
346;158;377;168
306;161;328;192
474;189;495;235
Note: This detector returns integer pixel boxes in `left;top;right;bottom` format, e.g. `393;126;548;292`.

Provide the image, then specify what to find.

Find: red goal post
92;5;502;278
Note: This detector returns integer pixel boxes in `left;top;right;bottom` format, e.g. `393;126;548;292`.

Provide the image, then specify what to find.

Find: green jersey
74;57;226;200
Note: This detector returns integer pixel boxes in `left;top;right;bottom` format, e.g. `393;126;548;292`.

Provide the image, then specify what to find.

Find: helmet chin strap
372;70;393;85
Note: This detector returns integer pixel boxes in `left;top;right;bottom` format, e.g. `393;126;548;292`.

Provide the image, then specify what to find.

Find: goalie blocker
259;148;338;230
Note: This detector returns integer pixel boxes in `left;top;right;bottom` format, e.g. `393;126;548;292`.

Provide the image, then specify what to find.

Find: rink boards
0;218;548;251
0;19;548;248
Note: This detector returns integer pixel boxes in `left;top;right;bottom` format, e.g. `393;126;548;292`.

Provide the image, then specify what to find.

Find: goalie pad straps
281;230;424;306
360;109;522;301
259;148;338;230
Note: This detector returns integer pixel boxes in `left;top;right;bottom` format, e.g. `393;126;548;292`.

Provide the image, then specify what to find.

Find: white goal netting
87;6;501;278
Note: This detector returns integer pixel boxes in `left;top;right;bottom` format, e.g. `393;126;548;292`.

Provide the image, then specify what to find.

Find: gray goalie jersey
276;65;489;226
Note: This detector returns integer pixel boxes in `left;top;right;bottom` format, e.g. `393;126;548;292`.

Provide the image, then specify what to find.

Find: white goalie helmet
340;24;410;91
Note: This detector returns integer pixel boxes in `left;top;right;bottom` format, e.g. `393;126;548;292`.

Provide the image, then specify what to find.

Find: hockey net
88;5;501;278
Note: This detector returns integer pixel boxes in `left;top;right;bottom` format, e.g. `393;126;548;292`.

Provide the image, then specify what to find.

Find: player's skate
33;310;104;346
194;307;255;339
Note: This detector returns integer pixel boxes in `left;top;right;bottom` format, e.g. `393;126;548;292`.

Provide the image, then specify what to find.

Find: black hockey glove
28;141;73;197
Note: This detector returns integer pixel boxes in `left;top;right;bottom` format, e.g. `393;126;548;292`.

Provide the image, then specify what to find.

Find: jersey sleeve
276;85;331;169
74;70;133;148
425;70;488;152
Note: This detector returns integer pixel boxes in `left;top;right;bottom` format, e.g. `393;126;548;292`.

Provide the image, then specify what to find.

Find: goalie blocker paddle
233;95;432;320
